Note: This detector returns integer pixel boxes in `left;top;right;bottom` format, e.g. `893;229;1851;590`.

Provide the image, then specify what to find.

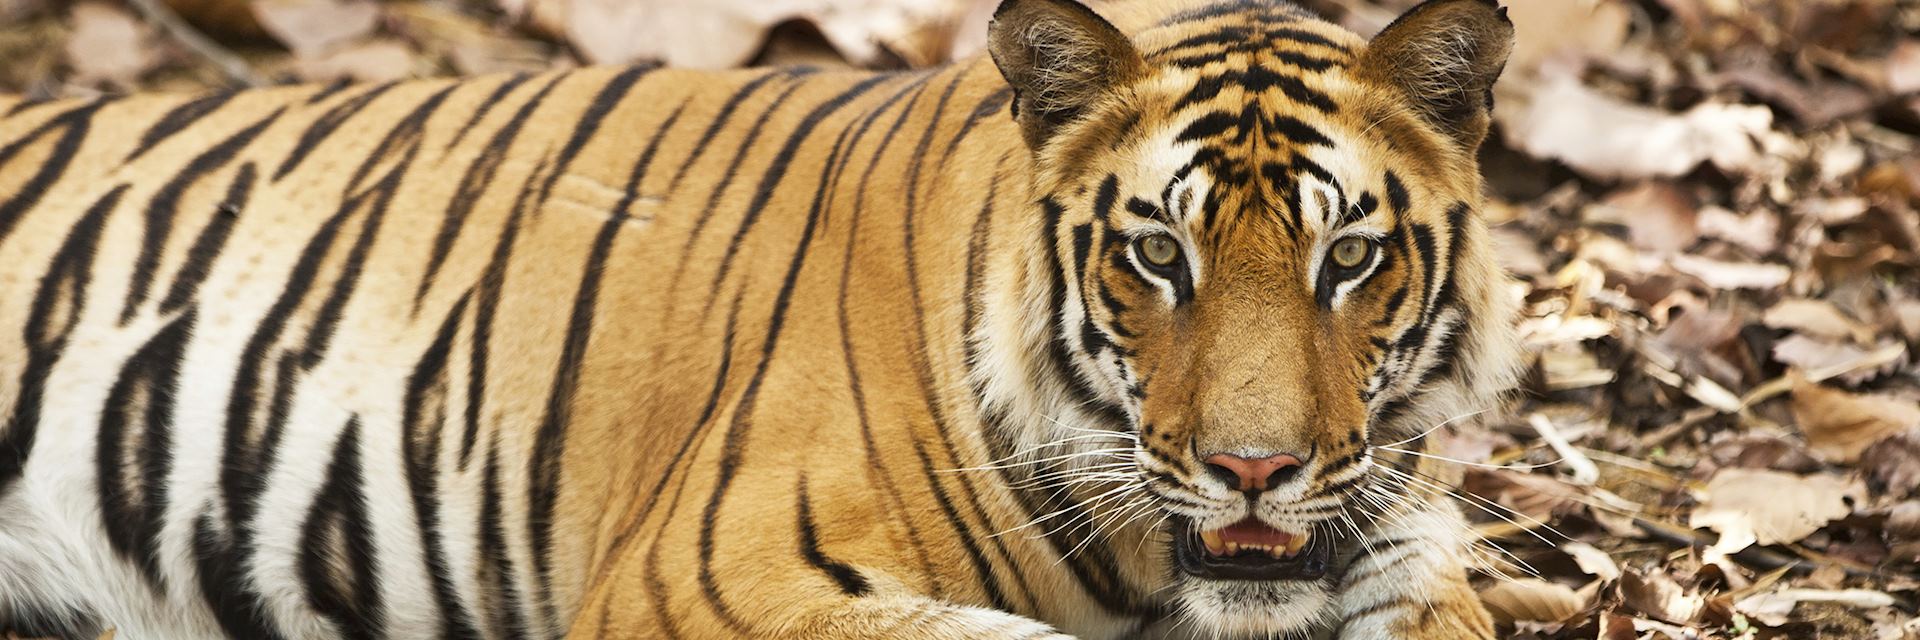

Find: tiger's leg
1331;499;1495;640
568;545;1075;640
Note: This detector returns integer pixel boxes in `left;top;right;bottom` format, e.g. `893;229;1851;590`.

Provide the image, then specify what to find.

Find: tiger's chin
1169;578;1334;638
1160;516;1340;637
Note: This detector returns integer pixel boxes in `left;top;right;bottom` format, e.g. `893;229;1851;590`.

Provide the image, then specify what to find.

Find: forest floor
5;0;1920;637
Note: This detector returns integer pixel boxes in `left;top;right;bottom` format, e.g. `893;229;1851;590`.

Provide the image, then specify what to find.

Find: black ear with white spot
987;0;1146;150
1358;0;1514;151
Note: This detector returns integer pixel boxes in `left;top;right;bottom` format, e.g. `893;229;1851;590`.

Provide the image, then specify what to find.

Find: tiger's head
976;0;1523;633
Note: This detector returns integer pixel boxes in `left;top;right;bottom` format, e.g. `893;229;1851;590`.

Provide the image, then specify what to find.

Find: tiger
0;0;1523;637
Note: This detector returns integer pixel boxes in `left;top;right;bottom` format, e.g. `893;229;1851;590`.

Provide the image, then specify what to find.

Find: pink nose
1203;452;1304;492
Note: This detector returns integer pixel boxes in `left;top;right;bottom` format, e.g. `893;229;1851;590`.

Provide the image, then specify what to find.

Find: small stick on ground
123;0;262;87
1528;413;1599;486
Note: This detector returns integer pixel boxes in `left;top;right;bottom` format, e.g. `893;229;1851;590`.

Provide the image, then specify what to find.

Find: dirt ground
5;0;1920;637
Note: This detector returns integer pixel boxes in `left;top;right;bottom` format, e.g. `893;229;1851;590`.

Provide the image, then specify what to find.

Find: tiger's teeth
1283;532;1311;557
1200;529;1227;555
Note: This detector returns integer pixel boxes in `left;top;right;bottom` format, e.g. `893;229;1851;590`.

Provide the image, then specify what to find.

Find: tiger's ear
1357;0;1514;151
987;0;1146;150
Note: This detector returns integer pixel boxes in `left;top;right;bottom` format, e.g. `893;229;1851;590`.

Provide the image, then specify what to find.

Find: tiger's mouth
1170;517;1333;581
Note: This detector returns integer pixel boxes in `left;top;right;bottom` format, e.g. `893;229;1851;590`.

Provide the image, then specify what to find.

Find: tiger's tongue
1197;519;1310;557
1220;520;1291;547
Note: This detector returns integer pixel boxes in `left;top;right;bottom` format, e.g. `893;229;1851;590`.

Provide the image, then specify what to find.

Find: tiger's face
989;0;1518;633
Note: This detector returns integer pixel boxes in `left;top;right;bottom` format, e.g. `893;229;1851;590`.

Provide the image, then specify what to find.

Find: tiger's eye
1330;236;1371;269
1139;234;1180;267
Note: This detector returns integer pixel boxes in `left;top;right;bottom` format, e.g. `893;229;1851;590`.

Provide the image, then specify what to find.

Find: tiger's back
0;64;1026;638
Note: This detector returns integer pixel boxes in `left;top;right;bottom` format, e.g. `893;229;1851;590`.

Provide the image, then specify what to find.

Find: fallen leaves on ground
1690;468;1865;555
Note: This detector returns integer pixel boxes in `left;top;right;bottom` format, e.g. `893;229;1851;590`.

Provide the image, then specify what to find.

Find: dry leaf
1498;72;1778;180
1463;469;1588;524
1694;205;1778;253
1689;468;1864;555
1890;39;1920;96
1861;434;1920;499
1889;501;1920;539
1735;588;1898;626
1503;0;1630;73
65;2;159;87
1619;567;1704;625
1896;299;1920;343
166;0;267;38
1479;579;1587;625
1763;298;1874;343
1586;182;1697;255
251;0;380;56
1707;433;1821;473
1560;541;1621;582
559;0;969;68
1774;336;1906;385
294;39;415;83
1669;254;1791;289
1791;378;1920;462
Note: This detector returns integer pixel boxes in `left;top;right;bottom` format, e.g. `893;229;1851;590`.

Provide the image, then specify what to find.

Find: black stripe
667;73;814;303
306;79;353;104
297;417;382;640
1156;1;1304;26
1176;66;1338;113
416;75;564;313
1408;222;1438;316
696;85;878;627
0;100;107;245
459;156;555;470
1175;110;1240;142
477;435;530;639
541;90;691;568
832;75;947;596
640;288;747;640
97;309;195;593
1343;191;1377;227
273;82;399;181
158;162;253;313
908;438;1014;611
702;76;891;313
1431;203;1471;315
446;73;532;151
402;292;481;640
530;65;655;215
665;69;796;194
1383;170;1408;213
123;108;282;324
903;73;1051;614
795;475;870;596
191;511;284;640
345;85;459;196
205;94;431;638
1268;113;1332;147
523;66;662;634
0;183;120;496
938;87;1012;169
126;90;237;163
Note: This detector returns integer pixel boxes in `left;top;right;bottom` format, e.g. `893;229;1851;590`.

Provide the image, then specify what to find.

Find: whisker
1373;445;1564;471
1375;407;1488;449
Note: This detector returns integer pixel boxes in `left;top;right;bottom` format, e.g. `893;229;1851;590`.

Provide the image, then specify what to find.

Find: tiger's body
0;0;1521;638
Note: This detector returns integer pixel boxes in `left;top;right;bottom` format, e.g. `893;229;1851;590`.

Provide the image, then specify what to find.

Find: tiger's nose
1203;452;1304;492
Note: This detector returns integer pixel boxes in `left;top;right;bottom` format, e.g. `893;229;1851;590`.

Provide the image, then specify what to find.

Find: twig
1739;342;1908;408
1631;516;1900;582
1528;413;1600;485
123;0;262;87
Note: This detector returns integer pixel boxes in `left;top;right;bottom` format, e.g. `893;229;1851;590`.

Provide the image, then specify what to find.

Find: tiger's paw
789;596;1077;640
